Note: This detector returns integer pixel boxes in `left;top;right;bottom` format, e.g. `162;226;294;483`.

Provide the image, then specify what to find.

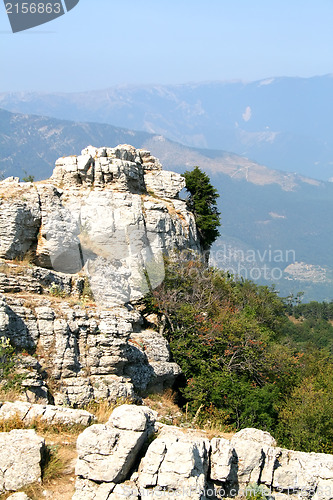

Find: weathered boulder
210;436;236;483
125;329;182;393
0;181;41;260
7;493;32;500
230;428;277;486
137;425;210;499
75;405;157;484
211;428;333;499
0;401;95;427
211;428;277;493
0;429;44;494
262;447;333;499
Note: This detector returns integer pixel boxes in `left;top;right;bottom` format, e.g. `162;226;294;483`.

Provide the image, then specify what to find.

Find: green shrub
0;337;25;393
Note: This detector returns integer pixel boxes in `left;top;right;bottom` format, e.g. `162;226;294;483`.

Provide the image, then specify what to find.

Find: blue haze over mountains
1;75;333;181
0;75;332;302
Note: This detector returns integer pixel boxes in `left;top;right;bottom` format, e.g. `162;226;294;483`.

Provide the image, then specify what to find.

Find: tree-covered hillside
142;255;333;454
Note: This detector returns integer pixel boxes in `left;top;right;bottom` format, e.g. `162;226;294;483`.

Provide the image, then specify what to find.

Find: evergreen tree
182;166;221;250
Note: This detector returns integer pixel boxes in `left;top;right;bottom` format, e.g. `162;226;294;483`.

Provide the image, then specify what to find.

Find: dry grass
0;413;25;432
84;397;134;424
0;415;81;500
0;184;34;201
0;413;87;436
5;290;96;318
13;250;35;266
288;316;303;324
0;261;26;276
84;399;117;424
0;387;24;403
144;389;184;426
144;389;235;439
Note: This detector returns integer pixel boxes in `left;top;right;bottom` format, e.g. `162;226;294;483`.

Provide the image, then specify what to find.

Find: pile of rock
72;405;333;500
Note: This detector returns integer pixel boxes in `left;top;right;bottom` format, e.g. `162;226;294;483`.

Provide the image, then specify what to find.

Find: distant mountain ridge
0;107;332;302
1;75;333;180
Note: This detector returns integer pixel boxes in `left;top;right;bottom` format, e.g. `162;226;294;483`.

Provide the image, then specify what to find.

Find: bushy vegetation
0;337;25;394
142;255;333;453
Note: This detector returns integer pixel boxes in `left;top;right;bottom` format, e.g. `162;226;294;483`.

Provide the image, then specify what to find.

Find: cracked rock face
0;145;199;307
137;425;210;500
0;293;180;407
75;405;157;484
0;429;45;494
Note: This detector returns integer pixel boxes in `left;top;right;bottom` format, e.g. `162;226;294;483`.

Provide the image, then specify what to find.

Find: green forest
143;256;333;454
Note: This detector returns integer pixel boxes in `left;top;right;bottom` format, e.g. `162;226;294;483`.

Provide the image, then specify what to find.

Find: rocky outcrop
137;425;210;500
0;145;199;306
0;146;196;405
211;428;333;499
0;145;198;406
0;429;45;494
72;405;333;500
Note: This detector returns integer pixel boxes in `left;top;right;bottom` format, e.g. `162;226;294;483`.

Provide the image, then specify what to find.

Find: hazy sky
1;0;333;92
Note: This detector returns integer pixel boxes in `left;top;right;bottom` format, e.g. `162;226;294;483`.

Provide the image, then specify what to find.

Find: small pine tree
182;166;221;250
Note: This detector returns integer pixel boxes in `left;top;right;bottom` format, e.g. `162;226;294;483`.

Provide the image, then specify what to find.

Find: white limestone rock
144;170;186;198
75;405;157;484
0;145;199;406
0;182;41;260
229;428;277;486
125;329;182;392
210;437;237;482
108;404;156;433
0;401;95;427
1;145;200;307
7;493;32;500
110;482;139;499
72;478;115;500
137;425;210;499
268;448;333;497
0;429;44;494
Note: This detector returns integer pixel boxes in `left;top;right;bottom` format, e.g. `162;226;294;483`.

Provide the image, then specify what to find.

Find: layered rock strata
0;145;198;405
